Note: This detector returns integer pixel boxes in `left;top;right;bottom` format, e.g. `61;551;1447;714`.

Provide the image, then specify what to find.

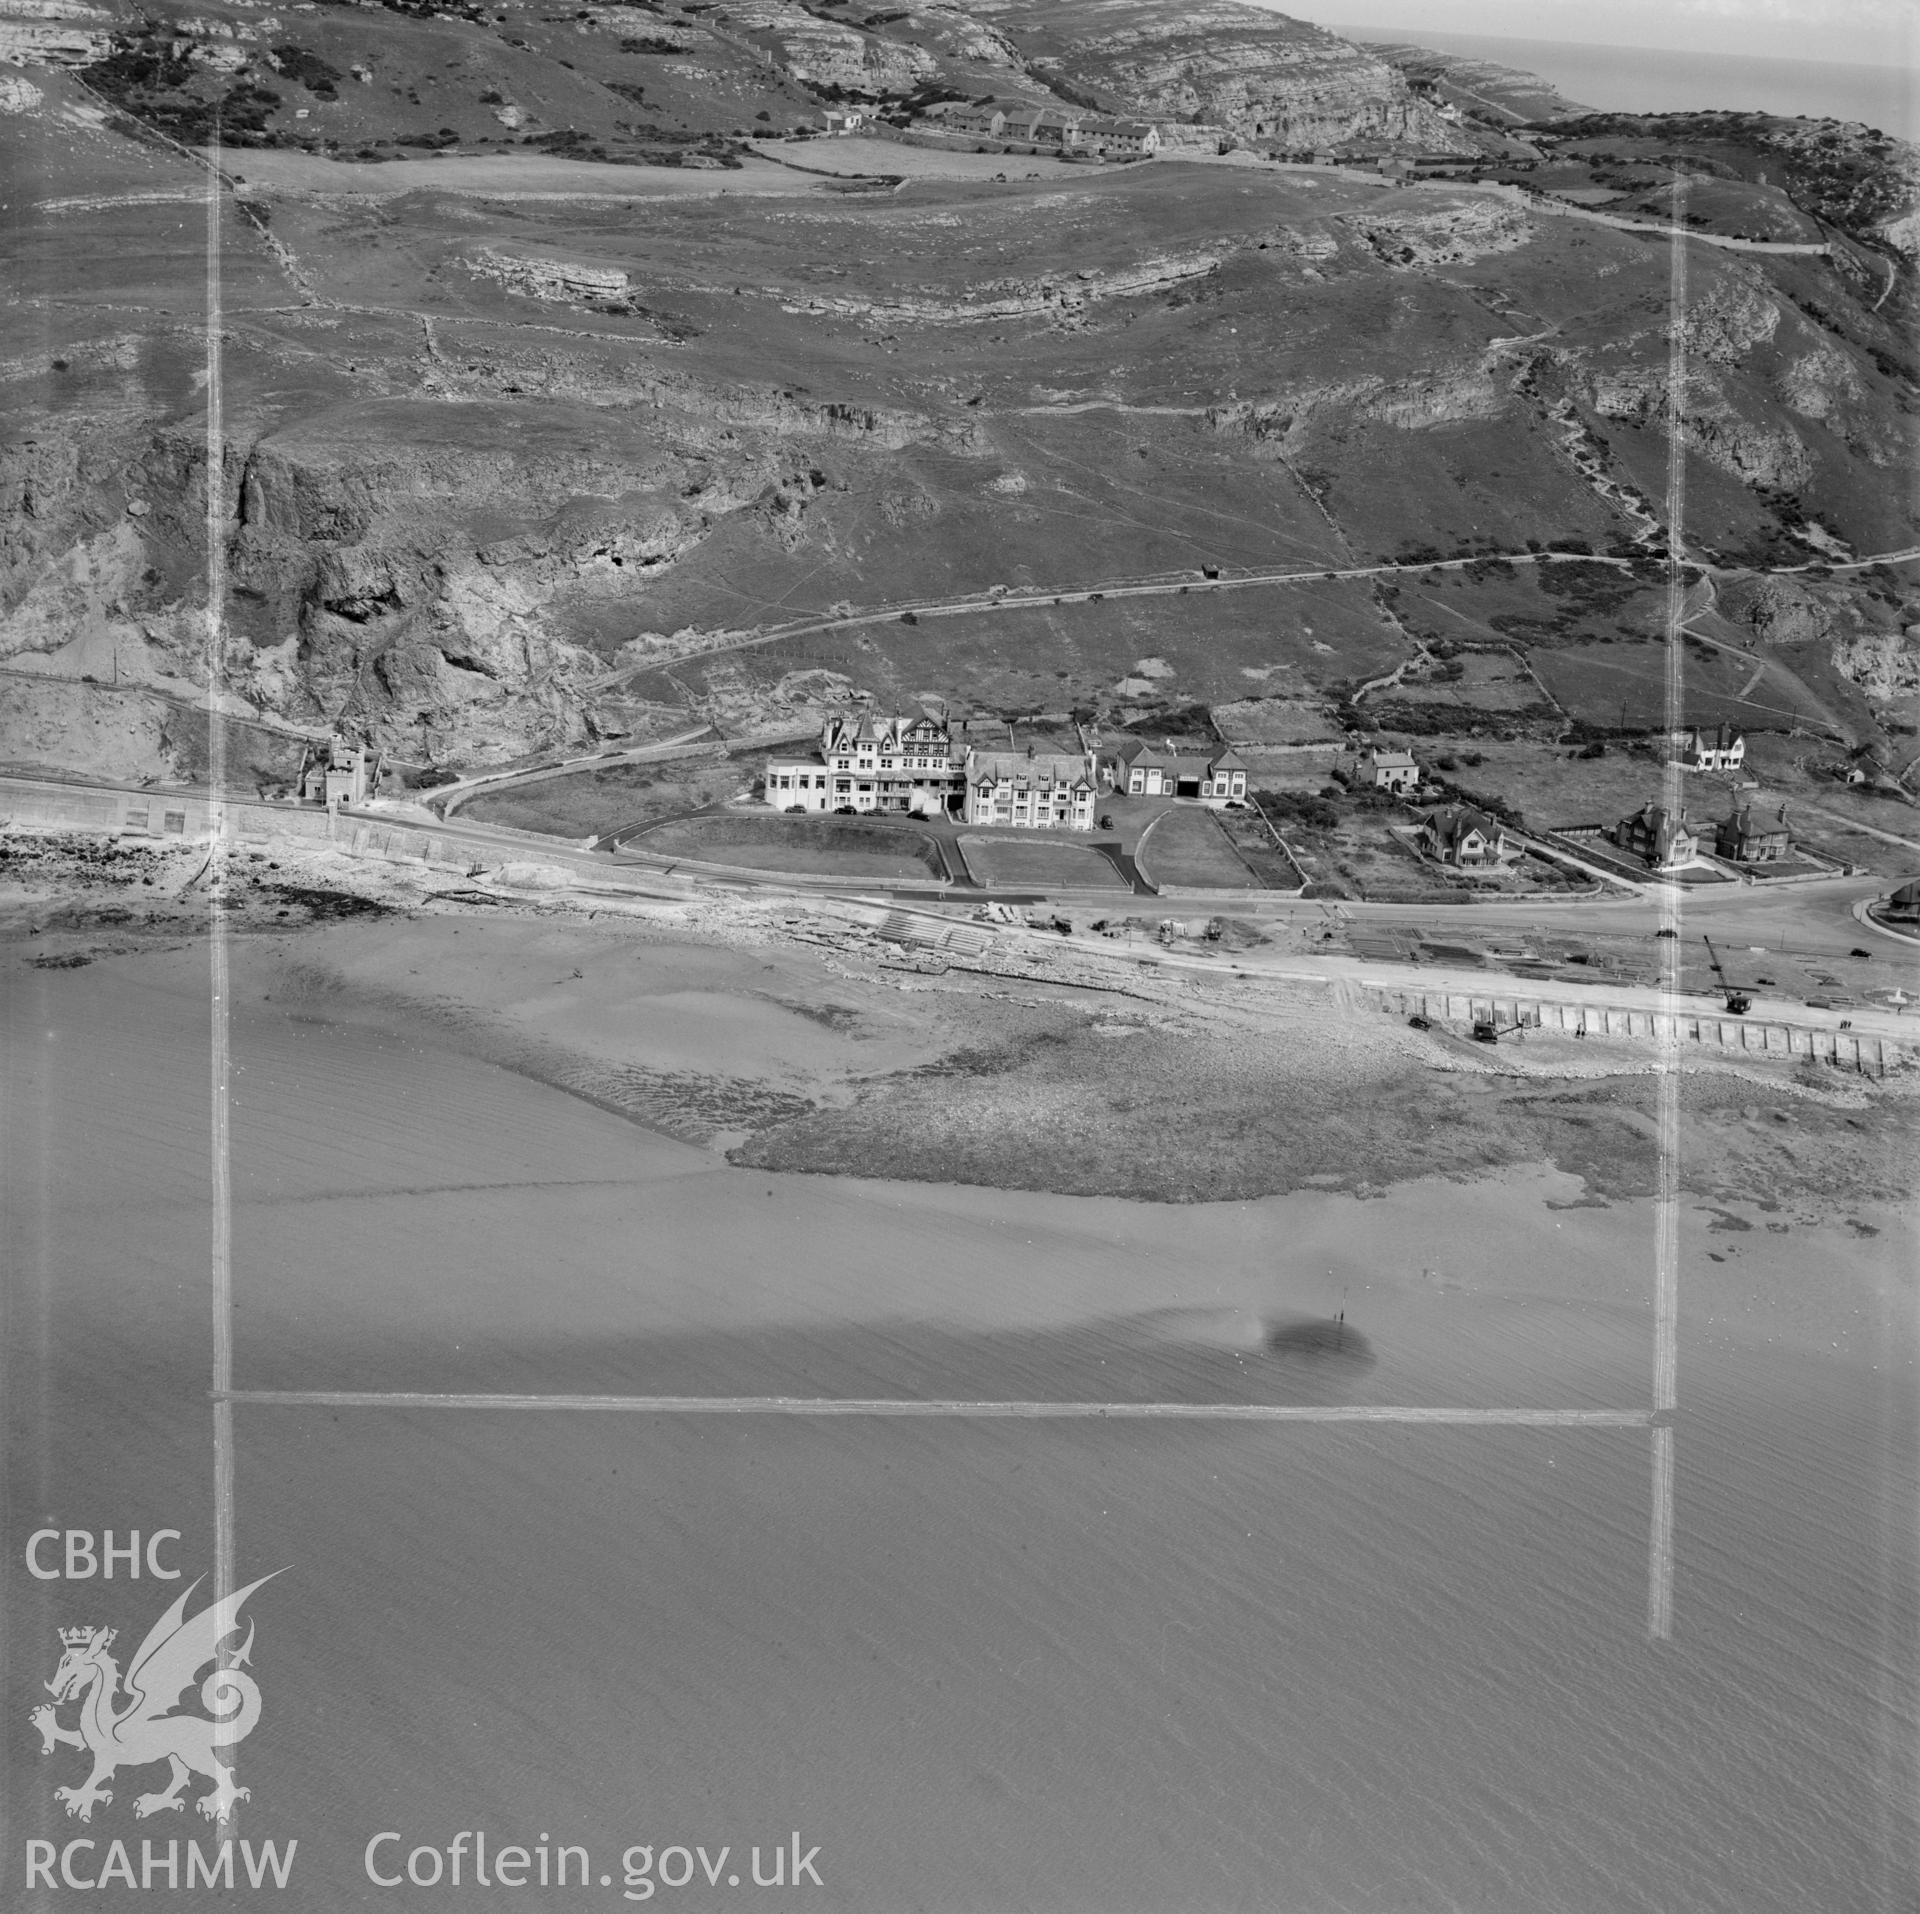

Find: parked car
1098;813;1113;830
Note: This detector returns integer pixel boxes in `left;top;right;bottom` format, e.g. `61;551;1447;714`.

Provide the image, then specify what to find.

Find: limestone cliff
971;0;1475;152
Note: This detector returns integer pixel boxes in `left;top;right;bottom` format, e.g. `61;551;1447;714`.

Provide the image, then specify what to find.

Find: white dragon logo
30;1572;282;1825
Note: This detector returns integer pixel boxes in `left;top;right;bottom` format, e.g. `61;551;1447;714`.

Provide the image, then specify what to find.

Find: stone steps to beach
879;910;996;959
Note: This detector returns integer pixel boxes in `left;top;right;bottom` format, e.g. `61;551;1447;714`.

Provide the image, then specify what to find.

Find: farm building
1102;739;1248;805
1714;800;1792;864
1414;804;1522;868
1614;800;1700;870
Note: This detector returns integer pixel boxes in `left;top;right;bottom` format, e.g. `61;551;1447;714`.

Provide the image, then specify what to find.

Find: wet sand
5;921;1916;1911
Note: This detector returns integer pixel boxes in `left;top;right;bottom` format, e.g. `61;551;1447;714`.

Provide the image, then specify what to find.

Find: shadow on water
242;1307;1387;1408
1263;1317;1378;1369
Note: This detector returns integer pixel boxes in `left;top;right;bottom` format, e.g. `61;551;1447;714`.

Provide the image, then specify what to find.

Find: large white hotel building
764;713;1098;830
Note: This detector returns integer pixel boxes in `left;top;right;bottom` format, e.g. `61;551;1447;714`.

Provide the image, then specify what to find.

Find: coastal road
587;544;1920;699
430;724;719;816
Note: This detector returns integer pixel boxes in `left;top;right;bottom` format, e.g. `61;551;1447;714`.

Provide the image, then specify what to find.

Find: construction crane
1701;934;1752;1015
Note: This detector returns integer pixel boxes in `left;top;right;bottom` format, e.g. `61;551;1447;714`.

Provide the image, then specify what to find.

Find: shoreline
6;827;1912;1224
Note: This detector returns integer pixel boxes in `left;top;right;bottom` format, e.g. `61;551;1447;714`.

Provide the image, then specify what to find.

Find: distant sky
1262;0;1917;68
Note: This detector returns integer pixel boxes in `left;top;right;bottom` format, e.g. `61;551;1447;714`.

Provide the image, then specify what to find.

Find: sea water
1336;27;1919;142
4;934;1914;1910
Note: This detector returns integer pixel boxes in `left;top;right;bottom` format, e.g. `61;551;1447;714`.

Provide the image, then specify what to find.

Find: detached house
1614;800;1700;870
1683;724;1746;772
1363;747;1420;794
1714;800;1792;864
1415;804;1521;868
299;735;378;808
1102;739;1248;806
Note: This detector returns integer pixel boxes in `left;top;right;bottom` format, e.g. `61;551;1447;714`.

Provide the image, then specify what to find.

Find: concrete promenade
6;768;1915;1069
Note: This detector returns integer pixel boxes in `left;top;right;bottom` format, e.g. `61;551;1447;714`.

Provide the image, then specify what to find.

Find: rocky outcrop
905;3;1026;70
0;355;997;768
1207;341;1517;445
468;249;630;305
727;0;937;94
971;0;1474;153
779;249;1225;324
1721;576;1833;646
1833;629;1920;700
1585;361;1815;491
1678;270;1782;367
0;0;110;69
1344;196;1531;268
1777;339;1865;419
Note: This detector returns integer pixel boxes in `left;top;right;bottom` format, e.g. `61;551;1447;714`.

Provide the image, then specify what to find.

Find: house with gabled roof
1614;799;1700;869
1714;799;1791;864
1683;724;1745;772
921;99;1007;139
964;745;1098;830
1079;117;1160;155
765;710;962;817
1008;106;1084;150
1414;803;1521;868
1101;738;1248;806
1363;746;1420;794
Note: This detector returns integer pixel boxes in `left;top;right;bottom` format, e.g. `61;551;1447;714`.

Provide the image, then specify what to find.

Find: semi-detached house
964;748;1098;829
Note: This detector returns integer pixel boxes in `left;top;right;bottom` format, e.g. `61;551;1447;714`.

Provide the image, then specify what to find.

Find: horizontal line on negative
220;1392;1652;1425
